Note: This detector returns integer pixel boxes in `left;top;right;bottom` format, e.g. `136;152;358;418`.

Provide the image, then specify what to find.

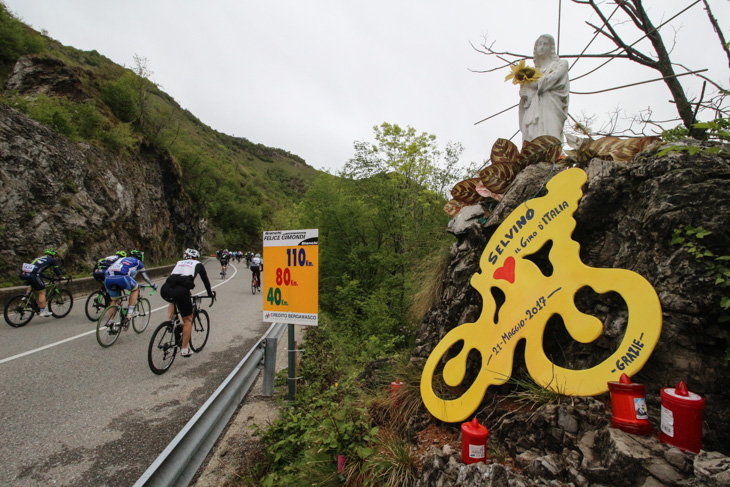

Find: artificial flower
505;59;543;85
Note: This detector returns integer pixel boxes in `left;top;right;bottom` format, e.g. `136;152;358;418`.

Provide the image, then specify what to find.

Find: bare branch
569;2;622;71
701;0;730;68
571;69;708;95
473;104;519;125
673;62;726;92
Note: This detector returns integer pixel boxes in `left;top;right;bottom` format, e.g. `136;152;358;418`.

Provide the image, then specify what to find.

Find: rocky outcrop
412;145;730;485
5;55;89;102
416;398;730;486
0;103;206;278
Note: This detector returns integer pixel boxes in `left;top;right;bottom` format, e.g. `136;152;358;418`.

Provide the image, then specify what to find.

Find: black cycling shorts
161;282;193;317
20;273;45;291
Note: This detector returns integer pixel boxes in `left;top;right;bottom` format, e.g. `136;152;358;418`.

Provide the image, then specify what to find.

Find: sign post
263;229;319;400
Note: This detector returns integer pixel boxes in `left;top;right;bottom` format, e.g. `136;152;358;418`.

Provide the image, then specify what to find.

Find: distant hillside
0;3;318;268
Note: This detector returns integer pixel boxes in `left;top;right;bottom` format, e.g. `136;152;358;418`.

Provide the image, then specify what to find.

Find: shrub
100;73;139;123
99;122;137;154
0;3;45;69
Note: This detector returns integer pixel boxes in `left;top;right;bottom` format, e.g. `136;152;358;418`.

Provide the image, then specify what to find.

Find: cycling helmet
44;248;58;256
116;250;127;258
184;248;200;259
130;249;144;261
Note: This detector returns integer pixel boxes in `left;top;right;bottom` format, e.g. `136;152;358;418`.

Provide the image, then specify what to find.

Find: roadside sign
262;229;318;326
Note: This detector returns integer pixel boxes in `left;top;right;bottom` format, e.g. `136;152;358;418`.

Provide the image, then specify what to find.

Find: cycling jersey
93;254;120;284
20;255;62;291
104;257;151;298
106;257;145;277
95;254;120;271
167;259;213;293
22;256;62;277
250;256;262;269
162;259;213;316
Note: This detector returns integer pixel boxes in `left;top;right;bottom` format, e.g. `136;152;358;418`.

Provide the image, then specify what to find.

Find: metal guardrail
133;321;287;487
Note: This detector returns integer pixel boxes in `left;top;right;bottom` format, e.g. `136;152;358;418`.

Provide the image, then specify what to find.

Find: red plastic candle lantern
461;418;489;464
660;381;705;453
337;454;347;472
607;373;652;435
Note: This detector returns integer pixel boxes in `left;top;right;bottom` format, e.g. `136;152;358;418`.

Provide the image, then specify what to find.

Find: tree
473;1;729;139
571;0;718;139
295;123;460;343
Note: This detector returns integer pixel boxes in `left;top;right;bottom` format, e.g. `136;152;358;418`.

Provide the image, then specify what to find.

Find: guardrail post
262;336;277;396
288;323;296;401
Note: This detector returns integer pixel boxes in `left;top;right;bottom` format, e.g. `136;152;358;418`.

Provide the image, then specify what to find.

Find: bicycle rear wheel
189;309;210;352
251;278;256;294
49;288;73;318
4;294;34;327
85;290;109;322
133;298;151;333
96;305;122;347
148;321;177;374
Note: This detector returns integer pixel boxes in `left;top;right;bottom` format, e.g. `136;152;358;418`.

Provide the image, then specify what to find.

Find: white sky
5;0;729;173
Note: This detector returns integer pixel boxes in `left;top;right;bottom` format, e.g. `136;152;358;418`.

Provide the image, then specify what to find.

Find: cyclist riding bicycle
104;249;157;318
219;249;231;276
92;250;127;285
250;253;263;290
19;248;66;317
161;248;215;357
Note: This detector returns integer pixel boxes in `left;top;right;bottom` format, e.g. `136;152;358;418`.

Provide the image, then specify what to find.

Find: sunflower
504;59;543;85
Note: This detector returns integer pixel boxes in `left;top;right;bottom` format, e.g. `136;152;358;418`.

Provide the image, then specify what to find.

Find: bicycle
220;266;227;279
84;285;111;322
4;277;73;327
95;284;155;347
251;272;261;294
148;294;215;375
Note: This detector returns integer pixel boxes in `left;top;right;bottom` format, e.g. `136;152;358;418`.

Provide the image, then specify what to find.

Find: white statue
519;34;570;144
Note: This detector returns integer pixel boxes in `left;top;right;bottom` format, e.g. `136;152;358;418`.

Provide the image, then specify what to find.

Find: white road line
0;265;237;365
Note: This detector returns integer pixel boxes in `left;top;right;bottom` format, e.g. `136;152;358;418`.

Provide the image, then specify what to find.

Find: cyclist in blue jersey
92;250;127;285
104;249;157;318
19;248;65;317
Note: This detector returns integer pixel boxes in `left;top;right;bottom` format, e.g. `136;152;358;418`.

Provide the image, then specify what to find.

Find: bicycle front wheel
148;321;177;375
49;288;73;318
96;306;122;347
4;294;34;327
133;298;151;333
189;309;210;352
85;290;109;322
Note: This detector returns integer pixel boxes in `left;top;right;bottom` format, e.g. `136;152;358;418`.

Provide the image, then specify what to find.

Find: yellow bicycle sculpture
421;168;662;423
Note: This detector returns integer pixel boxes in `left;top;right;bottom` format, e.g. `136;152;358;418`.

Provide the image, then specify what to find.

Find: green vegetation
0;2;317;251
247;124;460;485
672;225;730;359
0;2;45;76
659;118;730;157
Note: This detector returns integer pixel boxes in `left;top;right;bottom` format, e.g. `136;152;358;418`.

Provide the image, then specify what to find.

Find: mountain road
0;259;265;487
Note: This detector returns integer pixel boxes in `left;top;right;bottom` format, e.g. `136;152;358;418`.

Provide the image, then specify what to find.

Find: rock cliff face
412;147;730;485
0;103;206;279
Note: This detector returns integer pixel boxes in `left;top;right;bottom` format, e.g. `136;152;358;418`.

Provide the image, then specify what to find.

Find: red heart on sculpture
493;256;516;284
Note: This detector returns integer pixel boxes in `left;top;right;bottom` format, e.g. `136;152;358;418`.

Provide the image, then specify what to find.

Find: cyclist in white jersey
160;249;215;357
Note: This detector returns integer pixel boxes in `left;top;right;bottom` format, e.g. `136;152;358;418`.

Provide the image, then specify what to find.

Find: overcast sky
5;1;729;173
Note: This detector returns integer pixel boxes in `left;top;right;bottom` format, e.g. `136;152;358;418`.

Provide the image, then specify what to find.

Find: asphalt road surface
0;259;266;487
